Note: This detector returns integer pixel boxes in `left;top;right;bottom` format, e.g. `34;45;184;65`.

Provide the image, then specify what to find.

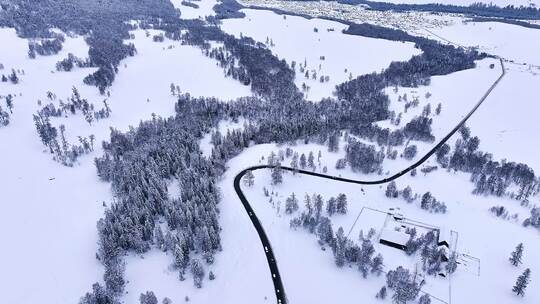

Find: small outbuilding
379;228;410;251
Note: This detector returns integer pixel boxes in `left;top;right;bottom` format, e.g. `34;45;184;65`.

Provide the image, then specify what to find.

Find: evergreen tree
191;259;205;288
371;253;384;276
79;283;115;304
375;286;387;300
162;298;172;304
0;105;9;126
335;158;347;170
509;243;524;267
9;69;18;84
326;197;337;216
304;194;312;215
174;244;188;271
243;170;255;187
5;94;13;113
290;153;299;174
271;162;283;185
317;216;334;246
267;151;276;166
140;291;158;304
358;238;375;278
336;193;348;214
313;194;324;219
285;193;299;214
328;132;339;152
386;181;399;198
334;227;346;267
308;151;315;170
403;145;417;160
435;103;442;115
418;294;431;304
513;268;531;296
104;259;125;296
300;153;307;169
402;186;413;203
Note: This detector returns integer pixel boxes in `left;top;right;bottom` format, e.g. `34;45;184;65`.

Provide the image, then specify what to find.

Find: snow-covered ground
377;57;501;169
171;0;218;20
416;17;540;172
220;140;540;304
467;64;540;172
424;18;540;66
221;9;421;101
3;1;540;303
199;118;248;157
0;27;249;304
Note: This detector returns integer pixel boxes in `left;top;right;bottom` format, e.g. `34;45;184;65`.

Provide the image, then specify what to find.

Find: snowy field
241;1;540;177
418;18;540;172
222;141;540;304
171;0;218;20
424;18;540;66
2;1;540;303
221;9;421;101
467;64;540;173
377;57;500;170
0;26;250;304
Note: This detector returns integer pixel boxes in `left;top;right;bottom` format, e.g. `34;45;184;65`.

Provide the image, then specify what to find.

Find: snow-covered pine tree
336;193;348;214
300;153;307;169
513;268;531;296
358;238;375;278
386;181;399;198
139;291;158;304
285;193;299;214
191;259;205;288
243;170;255;187
509;243;524;267
418;294;431;304
375;286;387;300
371;253;384;276
326;197;337;216
308;151;315;170
290;153;299;174
334;227;347;268
328;132;339;152
271;162;283;185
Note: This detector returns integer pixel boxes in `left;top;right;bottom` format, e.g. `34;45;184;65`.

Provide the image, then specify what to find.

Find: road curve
233;59;505;304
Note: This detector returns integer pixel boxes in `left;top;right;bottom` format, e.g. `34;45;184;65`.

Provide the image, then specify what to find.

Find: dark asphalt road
233;59;505;304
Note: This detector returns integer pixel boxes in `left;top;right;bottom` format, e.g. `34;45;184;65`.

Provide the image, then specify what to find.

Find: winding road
233;59;505;304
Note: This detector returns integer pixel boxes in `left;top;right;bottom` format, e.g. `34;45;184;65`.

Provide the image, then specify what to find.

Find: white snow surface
171;0;218;20
221;138;540;304
374;58;501;173
418;17;540;172
2;3;540;304
221;9;421;101
467;64;540;172
0;27;249;304
424;18;540;66
199;118;247;158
